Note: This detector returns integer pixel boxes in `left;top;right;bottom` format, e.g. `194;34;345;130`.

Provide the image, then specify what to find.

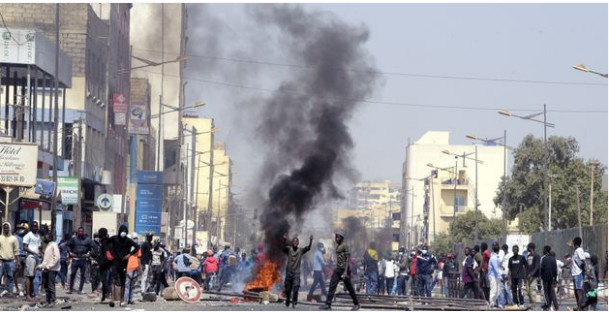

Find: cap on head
19;222;29;230
335;231;345;239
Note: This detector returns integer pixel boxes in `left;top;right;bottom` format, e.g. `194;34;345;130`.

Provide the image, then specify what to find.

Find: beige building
183;116;232;247
402;131;505;248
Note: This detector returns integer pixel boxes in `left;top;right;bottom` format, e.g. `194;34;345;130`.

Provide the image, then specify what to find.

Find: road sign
97;193;113;211
174;277;201;303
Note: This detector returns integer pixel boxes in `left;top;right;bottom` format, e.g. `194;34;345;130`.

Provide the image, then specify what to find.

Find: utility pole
588;162;598;226
576;186;582;238
206;120;215;247
189;125;196;248
543;104;548;232
51;4;60;237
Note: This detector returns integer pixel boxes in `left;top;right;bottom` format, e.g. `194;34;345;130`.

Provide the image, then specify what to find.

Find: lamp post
466;131;511;238
572;64;608;78
499;107;555;232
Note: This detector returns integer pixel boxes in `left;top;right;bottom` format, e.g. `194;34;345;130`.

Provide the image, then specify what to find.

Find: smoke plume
251;4;380;262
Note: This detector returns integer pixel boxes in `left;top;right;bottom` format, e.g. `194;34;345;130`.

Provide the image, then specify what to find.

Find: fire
245;259;282;292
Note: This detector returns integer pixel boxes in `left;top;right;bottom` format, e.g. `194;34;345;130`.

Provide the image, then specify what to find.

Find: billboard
57;177;79;205
129;101;149;135
134;171;163;236
1;28;36;64
113;93;127;126
0;142;38;186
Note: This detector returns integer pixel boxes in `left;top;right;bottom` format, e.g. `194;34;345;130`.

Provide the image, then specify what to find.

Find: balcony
440;178;469;190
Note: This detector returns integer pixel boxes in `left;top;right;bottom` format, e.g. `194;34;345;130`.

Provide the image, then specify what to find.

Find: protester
525;242;541;304
282;235;312;308
58;235;70;289
150;240;167;294
108;224;139;307
139;233;153;294
14;222;29;297
416;245;436;297
308;242;327;300
383;251;396;295
481;242;491;302
23;221;42;301
124;233;141;304
363;242;379;295
442;253;457;297
508;245;527;307
203;250;219;291
460;247;481;299
67;227;95;295
540;245;558;311
488;243;503;308
409;251;418;296
396;247;409;296
319;232;359;311
0;222;20;297
497;244;513;306
36;230;59;307
570;236;586;310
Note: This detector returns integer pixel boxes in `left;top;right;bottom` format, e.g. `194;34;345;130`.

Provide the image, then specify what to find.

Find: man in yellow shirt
0;222;20;297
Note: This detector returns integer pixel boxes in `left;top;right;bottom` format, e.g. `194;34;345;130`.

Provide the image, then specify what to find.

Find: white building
402;131;505;248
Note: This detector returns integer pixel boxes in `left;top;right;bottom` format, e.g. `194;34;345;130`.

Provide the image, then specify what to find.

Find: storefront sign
0;142;38;186
57;176;79;205
113;93;127;126
129;101;149;135
135;171;163;236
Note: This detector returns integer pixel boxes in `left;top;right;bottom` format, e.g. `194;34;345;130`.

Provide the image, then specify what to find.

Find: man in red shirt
410;250;418;296
481;242;491;302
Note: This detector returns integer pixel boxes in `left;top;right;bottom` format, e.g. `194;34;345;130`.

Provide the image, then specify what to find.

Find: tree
448;210;503;244
494;135;607;234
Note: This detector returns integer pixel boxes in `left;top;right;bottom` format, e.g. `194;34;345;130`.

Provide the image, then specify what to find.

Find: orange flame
245;259;282;292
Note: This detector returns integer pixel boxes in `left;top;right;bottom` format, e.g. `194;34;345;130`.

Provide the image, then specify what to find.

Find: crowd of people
0;221;260;308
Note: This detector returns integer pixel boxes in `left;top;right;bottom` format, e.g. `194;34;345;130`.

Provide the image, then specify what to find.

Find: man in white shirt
498;244;513;306
570;236;586;310
23;221;42;301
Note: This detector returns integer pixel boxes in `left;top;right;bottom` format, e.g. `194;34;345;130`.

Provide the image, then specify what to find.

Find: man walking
307;242;327;300
139;233;153;294
282;234;312;308
525;243;541;305
508;245;527;307
488;243;503;308
0;222;20;297
37;230;60;307
108;225;139;307
362;242;379;295
540;245;558;311
396;247;409;296
319;232;359;311
460;247;481;299
67;227;96;294
416;245;436;298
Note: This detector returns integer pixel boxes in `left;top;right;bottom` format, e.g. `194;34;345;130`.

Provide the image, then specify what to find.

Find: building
402;131;504;248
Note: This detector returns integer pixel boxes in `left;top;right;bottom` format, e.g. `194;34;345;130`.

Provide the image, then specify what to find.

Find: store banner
134;171;163;236
128;101;149;135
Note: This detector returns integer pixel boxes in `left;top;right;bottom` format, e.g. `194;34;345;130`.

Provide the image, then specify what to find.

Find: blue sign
135;171;163;236
34;179;56;198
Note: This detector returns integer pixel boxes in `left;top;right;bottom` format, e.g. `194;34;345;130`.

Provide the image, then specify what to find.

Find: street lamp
466;131;511;238
572;64;608;78
499;106;554;232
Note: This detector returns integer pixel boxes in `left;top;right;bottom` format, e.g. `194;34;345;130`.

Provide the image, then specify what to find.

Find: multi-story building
402;131;504;248
0;4;125;234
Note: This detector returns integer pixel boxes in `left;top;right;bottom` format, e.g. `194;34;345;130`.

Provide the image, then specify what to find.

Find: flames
245;259;282;292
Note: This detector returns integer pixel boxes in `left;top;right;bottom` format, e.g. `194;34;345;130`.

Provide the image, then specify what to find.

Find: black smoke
251;4;380;262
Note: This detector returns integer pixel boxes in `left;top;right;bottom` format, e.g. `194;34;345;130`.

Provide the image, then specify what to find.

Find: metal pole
543;104;548;232
206;120;215;247
190;126;196;248
193;154;200;249
156;96;162;171
474;145;478;242
589;164;595;226
410;186;414;248
51;4;60;237
453;157;458;236
549;183;552;231
502;130;507;238
430;174;435;245
183;142;188;246
576;186;582;238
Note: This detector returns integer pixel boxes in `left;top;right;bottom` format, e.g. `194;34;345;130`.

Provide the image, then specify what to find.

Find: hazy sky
184;3;608;193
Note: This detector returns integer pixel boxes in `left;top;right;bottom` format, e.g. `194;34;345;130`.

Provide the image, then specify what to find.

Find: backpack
183;254;191;267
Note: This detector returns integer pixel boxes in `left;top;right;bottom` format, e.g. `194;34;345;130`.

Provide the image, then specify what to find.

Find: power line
131;47;607;87
134;68;608;113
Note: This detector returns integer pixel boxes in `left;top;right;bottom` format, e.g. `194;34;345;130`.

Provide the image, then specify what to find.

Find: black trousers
284;271;301;306
541;279;558;310
460;281;480;298
151;266;165;294
325;267;359;307
511;278;524;306
70;259;88;292
43;271;57;304
308;271;327;297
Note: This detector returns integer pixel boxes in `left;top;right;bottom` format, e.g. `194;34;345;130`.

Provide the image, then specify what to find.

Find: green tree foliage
432;232;454;256
495;135;607;234
447;210;503;244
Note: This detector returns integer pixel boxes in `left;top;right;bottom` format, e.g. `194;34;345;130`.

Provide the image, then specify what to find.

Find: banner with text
0;142;38;186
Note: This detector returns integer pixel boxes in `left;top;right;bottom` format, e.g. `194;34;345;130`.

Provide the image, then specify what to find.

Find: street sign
174;277;201;303
97;193;113;211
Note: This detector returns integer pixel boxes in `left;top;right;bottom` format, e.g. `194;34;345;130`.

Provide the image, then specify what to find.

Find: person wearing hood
67;227;96;294
108;224;139;307
203;250;219;291
37;230;59;307
363;242;379;295
0;222;20;297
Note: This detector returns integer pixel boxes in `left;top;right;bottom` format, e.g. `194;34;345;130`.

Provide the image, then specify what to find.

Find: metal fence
530;224;608;278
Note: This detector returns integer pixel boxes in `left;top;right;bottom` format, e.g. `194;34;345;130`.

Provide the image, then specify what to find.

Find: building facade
402;131;504;248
